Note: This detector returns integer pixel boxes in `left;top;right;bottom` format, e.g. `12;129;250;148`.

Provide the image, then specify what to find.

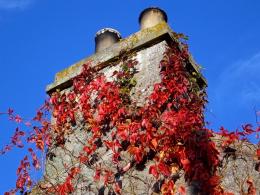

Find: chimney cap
138;7;168;24
95;28;121;39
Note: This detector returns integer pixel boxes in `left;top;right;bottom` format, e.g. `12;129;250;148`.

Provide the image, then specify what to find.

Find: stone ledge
46;22;206;94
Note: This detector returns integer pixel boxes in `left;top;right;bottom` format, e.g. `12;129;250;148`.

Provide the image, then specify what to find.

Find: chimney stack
95;28;121;53
139;7;168;30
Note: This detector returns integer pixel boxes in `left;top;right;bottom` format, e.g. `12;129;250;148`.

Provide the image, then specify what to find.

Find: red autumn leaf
94;169;101;181
57;178;74;195
127;146;139;154
247;179;256;195
14;115;22;123
141;118;152;129
158;162;170;176
36;138;44;151
180;158;190;170
104;140;114;150
114;182;122;194
127;146;143;162
117;107;126;116
161;180;174;194
117;129;128;141
33;111;43;121
16;177;26;189
256;149;260;158
11;128;25;148
83;146;92;155
208;175;220;187
1;144;12;154
117;123;129;131
151;138;158;149
129;133;138;144
178;186;186;195
69;167;80;178
257;126;260;132
112;152;120;163
219;126;229;136
242;124;255;135
79;155;89;163
4;192;15;195
15;155;31;190
67;92;76;102
28;148;40;170
149;165;159;178
103;170;113;185
92;126;100;134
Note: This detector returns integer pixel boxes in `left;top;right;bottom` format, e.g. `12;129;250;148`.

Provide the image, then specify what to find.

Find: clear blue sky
0;0;259;193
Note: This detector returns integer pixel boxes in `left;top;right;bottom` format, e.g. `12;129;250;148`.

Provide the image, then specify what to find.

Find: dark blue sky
0;0;259;193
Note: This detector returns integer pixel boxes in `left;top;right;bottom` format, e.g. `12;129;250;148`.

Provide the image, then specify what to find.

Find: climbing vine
1;35;260;195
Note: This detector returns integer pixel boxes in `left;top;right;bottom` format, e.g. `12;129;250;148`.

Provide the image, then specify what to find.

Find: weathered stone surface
215;138;260;194
33;135;260;195
131;41;166;107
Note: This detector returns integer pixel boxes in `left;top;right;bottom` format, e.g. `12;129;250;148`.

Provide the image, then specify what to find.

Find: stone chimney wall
30;8;260;195
43;35;169;195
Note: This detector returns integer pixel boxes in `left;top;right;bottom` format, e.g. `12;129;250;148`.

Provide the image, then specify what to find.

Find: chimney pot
139;7;168;30
95;28;121;53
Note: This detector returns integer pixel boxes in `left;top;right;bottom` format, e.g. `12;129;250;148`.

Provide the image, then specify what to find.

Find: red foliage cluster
49;42;259;194
1;101;51;194
55;167;80;195
1;39;259;195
